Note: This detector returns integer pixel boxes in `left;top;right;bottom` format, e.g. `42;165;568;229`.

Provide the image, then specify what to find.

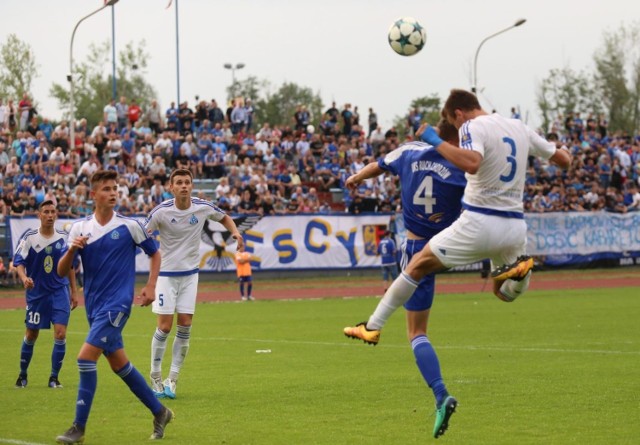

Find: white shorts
152;274;199;315
429;210;527;269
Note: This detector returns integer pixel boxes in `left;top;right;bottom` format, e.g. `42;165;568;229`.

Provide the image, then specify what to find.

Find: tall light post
111;2;117;100
224;62;245;85
69;0;120;152
472;18;526;95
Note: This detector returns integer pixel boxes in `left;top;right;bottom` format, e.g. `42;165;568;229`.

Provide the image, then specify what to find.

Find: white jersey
459;113;556;215
145;198;226;275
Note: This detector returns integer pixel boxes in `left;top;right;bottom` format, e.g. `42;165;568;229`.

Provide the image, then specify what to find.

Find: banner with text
9;214;394;272
525;212;640;255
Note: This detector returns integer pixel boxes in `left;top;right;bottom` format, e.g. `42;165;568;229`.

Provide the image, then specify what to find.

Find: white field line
0;438;50;445
0;328;637;356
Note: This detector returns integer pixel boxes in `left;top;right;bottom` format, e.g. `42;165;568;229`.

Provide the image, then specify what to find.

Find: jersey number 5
413;176;435;214
500;137;517;182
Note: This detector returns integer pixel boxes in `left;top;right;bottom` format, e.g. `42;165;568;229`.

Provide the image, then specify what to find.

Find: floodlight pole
69;0;119;151
472;18;526;95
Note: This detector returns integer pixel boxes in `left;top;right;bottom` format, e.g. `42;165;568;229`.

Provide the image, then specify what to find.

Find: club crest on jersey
189;214;199;225
55;242;62;250
45;246;53;254
111;230;120;240
170;218;177;224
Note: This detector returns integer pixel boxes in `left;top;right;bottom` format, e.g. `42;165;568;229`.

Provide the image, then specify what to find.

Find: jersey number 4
413;176;436;214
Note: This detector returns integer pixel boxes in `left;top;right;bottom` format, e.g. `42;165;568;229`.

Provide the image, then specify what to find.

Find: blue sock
247;283;252;296
116;362;163;416
51;339;66;378
411;335;449;406
74;360;98;428
19;337;35;376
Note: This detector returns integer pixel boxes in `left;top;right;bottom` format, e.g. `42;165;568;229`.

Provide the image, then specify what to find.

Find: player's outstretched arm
417;123;482;174
220;214;244;252
345;162;384;190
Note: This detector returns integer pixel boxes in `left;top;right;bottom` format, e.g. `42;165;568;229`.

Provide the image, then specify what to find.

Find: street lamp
69;0;119;151
472;18;526;95
223;63;245;84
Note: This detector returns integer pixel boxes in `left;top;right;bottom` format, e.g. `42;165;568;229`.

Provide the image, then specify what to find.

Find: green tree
225;75;265;107
0;34;39;101
592;23;640;135
50;40;157;128
391;94;442;141
537;22;640;135
536;67;596;133
255;82;323;129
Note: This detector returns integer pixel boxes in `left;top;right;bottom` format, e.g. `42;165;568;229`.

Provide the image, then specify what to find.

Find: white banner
525;211;640;255
9;214;394;272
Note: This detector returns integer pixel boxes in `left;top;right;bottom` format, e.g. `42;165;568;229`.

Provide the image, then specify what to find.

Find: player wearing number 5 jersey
343;120;466;439
144;168;243;399
345;89;571;438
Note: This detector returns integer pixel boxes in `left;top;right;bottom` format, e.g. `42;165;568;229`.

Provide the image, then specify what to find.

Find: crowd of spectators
0;94;639;226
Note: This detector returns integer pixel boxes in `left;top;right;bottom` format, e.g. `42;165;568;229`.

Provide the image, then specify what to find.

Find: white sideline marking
0;438;49;445
0;328;637;356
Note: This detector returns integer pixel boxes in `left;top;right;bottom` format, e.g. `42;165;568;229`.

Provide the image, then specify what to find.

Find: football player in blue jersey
343;120;467;439
13;200;79;389
55;170;173;444
377;230;399;292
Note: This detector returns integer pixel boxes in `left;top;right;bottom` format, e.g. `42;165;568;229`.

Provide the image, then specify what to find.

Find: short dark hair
442;89;481;121
169;168;193;184
90;170;118;187
38;199;55;210
436;118;459;145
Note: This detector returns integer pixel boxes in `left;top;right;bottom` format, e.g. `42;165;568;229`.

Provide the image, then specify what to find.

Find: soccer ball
388;17;427;56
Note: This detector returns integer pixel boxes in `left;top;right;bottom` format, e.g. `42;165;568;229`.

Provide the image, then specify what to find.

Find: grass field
0;286;638;445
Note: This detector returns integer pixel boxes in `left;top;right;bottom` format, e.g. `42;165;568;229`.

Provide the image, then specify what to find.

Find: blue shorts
86;310;129;356
401;239;436;312
25;289;71;330
238;276;252;283
381;263;399;281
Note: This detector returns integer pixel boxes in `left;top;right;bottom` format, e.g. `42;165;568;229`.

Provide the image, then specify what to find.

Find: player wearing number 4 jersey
344;89;571;438
344;120;466;439
145;168;243;399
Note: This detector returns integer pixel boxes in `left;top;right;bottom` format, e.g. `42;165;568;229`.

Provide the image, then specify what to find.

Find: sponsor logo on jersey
44;255;53;273
170;218;177;224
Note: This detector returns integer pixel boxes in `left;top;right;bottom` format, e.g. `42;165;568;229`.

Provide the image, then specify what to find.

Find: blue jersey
379;141;466;239
378;238;397;265
13;229;69;301
68;212;157;318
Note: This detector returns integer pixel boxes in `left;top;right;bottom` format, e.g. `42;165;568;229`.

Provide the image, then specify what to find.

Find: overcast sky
3;0;639;130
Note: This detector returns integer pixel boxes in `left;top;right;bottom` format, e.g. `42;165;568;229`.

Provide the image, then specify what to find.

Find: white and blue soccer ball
388;17;427;56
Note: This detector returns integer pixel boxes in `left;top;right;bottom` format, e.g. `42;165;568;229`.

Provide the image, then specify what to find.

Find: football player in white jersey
345;89;571;437
145;168;243;399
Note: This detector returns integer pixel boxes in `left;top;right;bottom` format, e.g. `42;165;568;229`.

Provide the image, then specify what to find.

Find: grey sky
3;0;638;130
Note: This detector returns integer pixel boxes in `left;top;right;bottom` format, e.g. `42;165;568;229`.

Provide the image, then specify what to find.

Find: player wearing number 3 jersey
344;89;571;438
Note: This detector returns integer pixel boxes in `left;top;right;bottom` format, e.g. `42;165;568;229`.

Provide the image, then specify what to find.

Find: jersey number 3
413;176;435;214
500;137;517;182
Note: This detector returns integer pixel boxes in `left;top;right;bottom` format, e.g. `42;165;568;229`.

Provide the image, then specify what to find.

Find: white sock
168;325;191;381
150;328;169;377
367;273;418;330
499;271;532;301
